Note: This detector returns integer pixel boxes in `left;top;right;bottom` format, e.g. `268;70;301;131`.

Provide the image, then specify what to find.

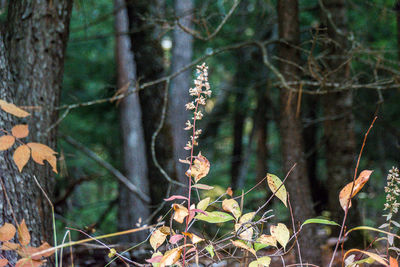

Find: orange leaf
0;223;16;242
0;259;8;267
27;143;57;173
0;100;30;118
226;187;233;197
187;153;210;183
159;247;182;267
36;242;54;258
0;135;15;151
390;257;399;267
11;124;29;139
339;170;373;211
15;258;44;267
1;241;20;250
18;219;31;246
13;145;31;172
172;204;189;224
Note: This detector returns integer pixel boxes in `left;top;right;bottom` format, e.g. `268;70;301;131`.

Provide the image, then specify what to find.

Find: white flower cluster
184;63;211;151
384;166;400;214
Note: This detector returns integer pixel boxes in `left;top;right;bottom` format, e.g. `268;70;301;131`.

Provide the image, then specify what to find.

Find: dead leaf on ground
339;170;373;211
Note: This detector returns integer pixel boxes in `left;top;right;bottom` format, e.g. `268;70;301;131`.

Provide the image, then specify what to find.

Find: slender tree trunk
321;0;360;233
126;0;177;207
169;0;194;186
115;0;150;243
277;0;322;264
0;1;72;265
255;86;268;184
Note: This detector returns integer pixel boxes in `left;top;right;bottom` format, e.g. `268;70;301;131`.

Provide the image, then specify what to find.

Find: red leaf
169;234;184;244
164;195;188;202
145;255;163;263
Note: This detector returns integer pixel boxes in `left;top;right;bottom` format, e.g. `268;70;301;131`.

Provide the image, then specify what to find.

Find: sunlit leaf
11;124;29;139
222;198;241;219
0;223;16;242
239;212;255;224
188;152;210;182
0;135;15;151
18;220;30;246
256;234;277;247
150;229;167;251
13;145;31;172
249;256;271;267
339;170;373;211
344;249;387;266
159;247;182;267
172;204;188;224
270;223;289;248
197;197;210;211
27;143;58;174
169;234;184;244
302;218;340;227
205;244;214;258
231;240;256;256
267;173;287;207
390;256;399;267
235;223;253;240
0;100;30;118
183;232;204;244
195;211;234;223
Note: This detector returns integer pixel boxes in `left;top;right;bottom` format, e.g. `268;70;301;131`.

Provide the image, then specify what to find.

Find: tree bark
169;0;194;186
126;0;177;207
115;0;150;243
321;0;360;234
277;0;322;264
0;0;72;265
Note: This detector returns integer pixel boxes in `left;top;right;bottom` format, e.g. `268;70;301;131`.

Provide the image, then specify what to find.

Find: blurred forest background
1;0;400;265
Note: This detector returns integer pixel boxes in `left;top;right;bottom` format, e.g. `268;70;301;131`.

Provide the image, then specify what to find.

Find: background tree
0;0;72;265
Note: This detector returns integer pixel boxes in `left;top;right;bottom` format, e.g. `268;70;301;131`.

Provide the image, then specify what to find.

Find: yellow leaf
0;223;16;242
13;145;31;172
235;223;253;240
239;212;255;224
18;219;31;246
108;248;117;258
256;234;277;247
188;153;210;182
344;249;388;266
0;135;15;151
270;223;290;248
222;198;241;219
172;204;188;224
249;256;271;267
339;170;373;211
27;143;58;173
182;232;204;244
150;229;167;251
197;197;210;211
0;100;30;118
231;240;256;256
159;247;182;267
267;173;287;207
11;124;29;139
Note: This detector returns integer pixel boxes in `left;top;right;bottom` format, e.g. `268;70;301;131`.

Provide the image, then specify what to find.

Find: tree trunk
169;0;194;187
321;0;360;234
126;0;177;208
277;0;322;264
115;0;150;243
0;1;72;265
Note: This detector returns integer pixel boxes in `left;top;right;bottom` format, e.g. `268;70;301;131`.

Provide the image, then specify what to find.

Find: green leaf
267;173;287;207
197;197;210;211
249;256;271;267
195;211;235;223
302;218;340;227
254;242;269;252
205;244;214;258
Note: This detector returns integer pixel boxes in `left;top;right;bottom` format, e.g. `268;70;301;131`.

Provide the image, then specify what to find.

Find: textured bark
169;0;194;186
126;0;176;207
115;0;150;243
321;0;360;232
277;0;322;264
0;1;72;265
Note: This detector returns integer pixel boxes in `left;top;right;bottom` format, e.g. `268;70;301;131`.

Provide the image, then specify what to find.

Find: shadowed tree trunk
115;0;149;243
169;0;194;187
0;1;72;265
321;0;360;234
255;86;268;184
126;0;177;208
277;0;322;264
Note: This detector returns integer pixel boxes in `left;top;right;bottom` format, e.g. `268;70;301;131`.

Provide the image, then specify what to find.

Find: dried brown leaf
339;170;373;211
18;219;31;246
159;247;182;267
0;100;30;118
172;204;188;224
13;145;31;172
0;135;15;151
27;142;58;173
11;124;29;139
189;153;210;182
150;229;167;251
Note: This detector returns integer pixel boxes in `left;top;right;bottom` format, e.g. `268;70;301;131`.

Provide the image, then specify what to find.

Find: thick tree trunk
126;0;177;207
0;1;72;265
321;0;360;233
169;0;194;186
115;0;150;243
277;0;322;264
